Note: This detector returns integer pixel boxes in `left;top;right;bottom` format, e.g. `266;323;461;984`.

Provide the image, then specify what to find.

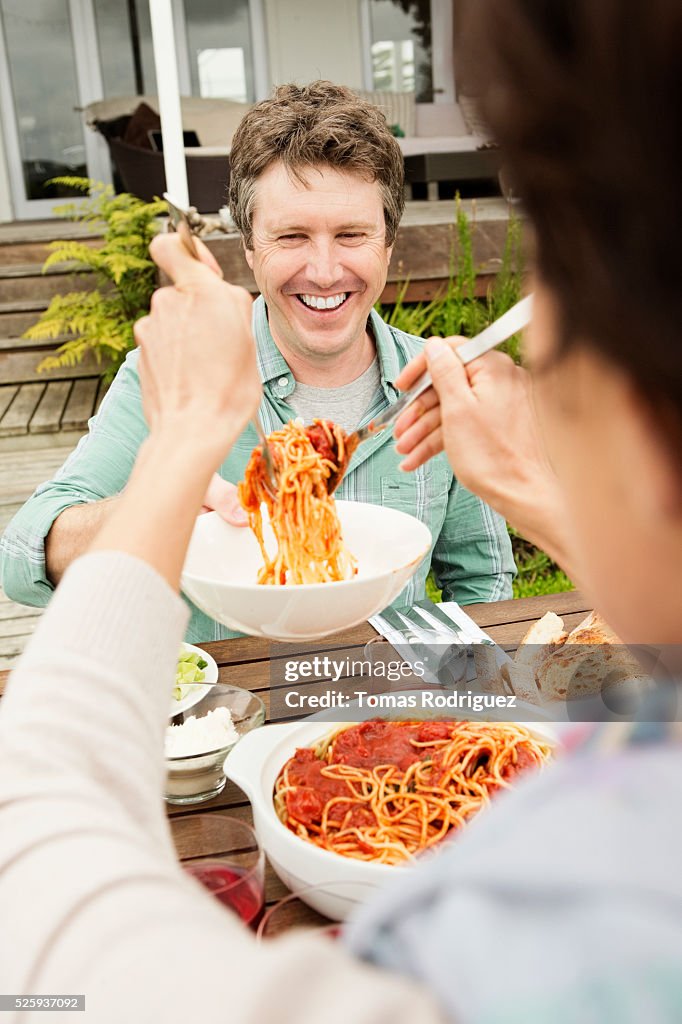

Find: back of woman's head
469;0;682;438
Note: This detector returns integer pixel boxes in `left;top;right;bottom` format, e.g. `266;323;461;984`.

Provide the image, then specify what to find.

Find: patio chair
83;96;249;212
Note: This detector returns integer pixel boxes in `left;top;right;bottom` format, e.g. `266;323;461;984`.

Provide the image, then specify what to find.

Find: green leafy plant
507;528;573;598
24;177;165;380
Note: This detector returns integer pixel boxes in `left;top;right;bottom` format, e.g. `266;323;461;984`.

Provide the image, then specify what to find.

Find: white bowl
224;719;558;920
181;501;432;640
165;685;266;805
224;721;394;919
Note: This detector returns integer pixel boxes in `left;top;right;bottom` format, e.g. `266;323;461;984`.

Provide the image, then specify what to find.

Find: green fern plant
24;177;165;379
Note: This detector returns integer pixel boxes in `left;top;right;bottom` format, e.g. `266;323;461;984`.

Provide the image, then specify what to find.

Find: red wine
185;862;264;929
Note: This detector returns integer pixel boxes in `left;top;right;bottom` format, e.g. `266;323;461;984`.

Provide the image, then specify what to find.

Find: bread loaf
513;609;645;701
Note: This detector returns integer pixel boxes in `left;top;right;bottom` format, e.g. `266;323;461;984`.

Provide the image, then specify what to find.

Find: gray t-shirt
286;357;380;432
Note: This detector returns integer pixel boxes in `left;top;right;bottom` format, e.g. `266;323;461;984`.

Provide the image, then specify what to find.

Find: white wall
264;0;364;89
0;113;14;222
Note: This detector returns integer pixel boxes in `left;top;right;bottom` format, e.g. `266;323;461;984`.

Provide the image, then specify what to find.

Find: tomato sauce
305;422;337;464
281;720;543;835
283;721;457;829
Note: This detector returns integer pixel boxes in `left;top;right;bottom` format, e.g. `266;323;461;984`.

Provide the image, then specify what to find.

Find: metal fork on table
164;193;279;496
371;605;471;687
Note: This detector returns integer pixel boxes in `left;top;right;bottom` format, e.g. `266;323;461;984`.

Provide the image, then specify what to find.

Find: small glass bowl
165;684;265;805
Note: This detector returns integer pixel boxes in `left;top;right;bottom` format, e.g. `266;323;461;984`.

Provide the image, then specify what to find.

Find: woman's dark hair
467;0;682;430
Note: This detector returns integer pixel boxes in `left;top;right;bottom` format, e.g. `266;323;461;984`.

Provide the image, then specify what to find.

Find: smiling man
0;82;514;641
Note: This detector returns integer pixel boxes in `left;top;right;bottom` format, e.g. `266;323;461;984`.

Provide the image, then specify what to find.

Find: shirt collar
252;296;401;401
252;296;294;396
368;308;401;391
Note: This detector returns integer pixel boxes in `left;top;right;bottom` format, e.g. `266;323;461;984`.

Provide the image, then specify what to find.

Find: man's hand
134;233;261;467
201;474;248;526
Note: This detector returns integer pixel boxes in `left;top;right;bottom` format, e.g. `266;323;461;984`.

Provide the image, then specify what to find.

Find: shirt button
278;376;288;387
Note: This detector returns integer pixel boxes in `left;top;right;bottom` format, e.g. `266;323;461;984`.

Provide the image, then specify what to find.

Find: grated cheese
165;706;239;758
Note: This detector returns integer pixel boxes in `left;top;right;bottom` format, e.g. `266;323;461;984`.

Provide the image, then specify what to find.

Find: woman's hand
134;233;261;467
394;336;580;581
394;338;548;501
90;234;261;589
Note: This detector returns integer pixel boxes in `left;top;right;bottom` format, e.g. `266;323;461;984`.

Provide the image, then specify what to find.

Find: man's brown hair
228;81;405;248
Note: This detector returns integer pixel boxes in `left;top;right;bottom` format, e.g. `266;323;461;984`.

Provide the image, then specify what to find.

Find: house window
93;0;257;104
93;0;158;96
367;0;432;102
185;0;255;103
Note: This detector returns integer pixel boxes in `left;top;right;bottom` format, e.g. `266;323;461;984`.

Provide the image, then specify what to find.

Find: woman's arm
0;235;444;1024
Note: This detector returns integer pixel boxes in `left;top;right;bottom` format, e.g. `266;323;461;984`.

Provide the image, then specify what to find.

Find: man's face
243;162;392;365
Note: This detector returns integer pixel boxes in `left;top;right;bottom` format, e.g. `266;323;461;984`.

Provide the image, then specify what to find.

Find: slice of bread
514;612;569;676
537;611;646;699
473;645;507;696
501;662;542;704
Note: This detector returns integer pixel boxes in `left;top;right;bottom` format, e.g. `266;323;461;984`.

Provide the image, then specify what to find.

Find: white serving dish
181;501;432;640
225;721;392;919
224;718;558;920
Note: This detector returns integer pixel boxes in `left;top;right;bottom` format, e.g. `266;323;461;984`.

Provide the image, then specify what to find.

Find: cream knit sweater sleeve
0;551;444;1024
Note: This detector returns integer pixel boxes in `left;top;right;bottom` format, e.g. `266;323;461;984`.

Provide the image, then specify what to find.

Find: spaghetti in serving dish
274;719;552;864
238;418;358;585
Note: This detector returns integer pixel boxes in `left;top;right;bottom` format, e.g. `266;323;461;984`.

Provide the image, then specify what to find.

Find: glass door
92;0;268;103
0;0;111;218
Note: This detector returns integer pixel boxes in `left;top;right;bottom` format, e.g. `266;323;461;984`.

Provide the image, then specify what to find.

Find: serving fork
164;193;279;496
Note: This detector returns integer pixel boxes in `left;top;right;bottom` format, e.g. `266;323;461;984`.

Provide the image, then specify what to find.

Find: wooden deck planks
0;376;103;437
29;380;73;433
61;377;99;431
0;440;75;668
0;382;45;436
0;350;104;386
0;385;18;421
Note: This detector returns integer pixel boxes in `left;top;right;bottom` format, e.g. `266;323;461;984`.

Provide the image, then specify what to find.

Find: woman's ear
244;247;254;270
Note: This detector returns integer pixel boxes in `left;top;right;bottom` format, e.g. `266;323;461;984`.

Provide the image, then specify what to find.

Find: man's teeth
300;293;347;310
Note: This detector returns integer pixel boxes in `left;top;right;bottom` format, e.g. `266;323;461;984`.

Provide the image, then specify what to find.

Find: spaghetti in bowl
181;501;431;640
224;719;556;919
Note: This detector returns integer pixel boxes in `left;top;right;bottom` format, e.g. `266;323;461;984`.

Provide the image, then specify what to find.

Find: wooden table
0;590;589;932
165;590;590;932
